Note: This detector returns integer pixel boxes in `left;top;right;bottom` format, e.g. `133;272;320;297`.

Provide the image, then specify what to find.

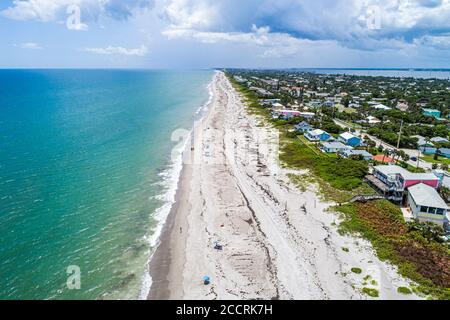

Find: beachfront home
272;109;302;120
407;183;449;227
422;108;441;119
338;132;362;147
366;165;440;202
305;129;331;142
299;112;315;120
320;142;350;154
340;149;373;161
295;121;313;133
272;103;285;109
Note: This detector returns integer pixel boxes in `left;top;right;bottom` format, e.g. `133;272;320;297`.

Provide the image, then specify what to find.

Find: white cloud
414;34;450;49
2;0;90;22
1;0;154;23
161;0;450;51
163;24;334;58
16;42;43;50
83;45;149;56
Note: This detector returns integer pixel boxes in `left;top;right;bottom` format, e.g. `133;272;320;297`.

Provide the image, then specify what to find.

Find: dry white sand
148;71;421;300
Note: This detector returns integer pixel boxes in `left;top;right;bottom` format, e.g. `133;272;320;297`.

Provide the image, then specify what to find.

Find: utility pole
396;119;404;150
417;148;420;169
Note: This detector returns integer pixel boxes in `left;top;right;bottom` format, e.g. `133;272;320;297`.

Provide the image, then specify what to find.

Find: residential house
366;116;381;125
305;129;331;142
407;183;449;227
272;109;301;120
299;112;315;120
412;135;431;147
323;100;334;107
295;121;313;133
338;132;362;147
396;101;409;111
366;165;440;202
340;149;373;161
272;102;285;109
438;148;450;159
373;103;391;110
320;142;351;154
422;108;441;119
431;137;449;144
412;135;437;154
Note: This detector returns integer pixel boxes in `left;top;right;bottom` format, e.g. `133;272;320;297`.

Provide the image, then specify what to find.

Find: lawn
421;155;450;166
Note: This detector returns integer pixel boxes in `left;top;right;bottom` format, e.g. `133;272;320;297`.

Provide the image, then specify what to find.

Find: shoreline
146;71;420;300
147;155;192;300
147;73;217;300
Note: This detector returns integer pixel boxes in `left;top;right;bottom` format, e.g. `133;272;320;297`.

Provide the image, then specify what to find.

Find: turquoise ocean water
0;69;213;299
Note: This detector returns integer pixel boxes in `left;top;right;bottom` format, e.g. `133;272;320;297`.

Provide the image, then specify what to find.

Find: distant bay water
0;69;213;299
303;68;450;79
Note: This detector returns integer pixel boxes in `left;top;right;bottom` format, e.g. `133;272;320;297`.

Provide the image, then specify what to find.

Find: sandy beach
148;71;420;300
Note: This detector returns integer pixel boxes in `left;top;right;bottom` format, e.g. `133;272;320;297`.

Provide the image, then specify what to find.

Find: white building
366;116;381;125
407;183;449;227
373;103;391;110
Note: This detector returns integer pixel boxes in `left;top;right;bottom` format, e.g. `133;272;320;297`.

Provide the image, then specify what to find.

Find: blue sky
1;0;450;68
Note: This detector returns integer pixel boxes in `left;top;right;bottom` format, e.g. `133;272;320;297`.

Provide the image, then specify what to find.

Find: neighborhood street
333;119;433;171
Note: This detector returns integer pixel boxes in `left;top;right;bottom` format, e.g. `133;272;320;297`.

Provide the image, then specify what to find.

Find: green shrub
351;268;363;274
362;287;379;298
397;287;412;295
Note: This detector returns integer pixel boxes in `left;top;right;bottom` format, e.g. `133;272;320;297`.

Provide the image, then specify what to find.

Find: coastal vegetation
227;71;450;300
362;287;380;298
336;200;450;300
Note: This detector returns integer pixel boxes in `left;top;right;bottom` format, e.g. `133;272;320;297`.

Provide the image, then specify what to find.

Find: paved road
333;119;433;171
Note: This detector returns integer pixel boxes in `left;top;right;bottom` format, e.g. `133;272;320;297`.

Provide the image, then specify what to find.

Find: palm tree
382;149;390;164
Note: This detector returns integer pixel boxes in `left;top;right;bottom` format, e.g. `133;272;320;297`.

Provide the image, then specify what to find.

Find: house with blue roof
338;132;362;147
438;148;450;158
321;142;351;153
305;129;331;142
422;108;441;119
340;149;374;161
295;121;313;133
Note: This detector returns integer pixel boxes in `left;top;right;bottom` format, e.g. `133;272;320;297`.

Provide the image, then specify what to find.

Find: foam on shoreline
137;73;216;300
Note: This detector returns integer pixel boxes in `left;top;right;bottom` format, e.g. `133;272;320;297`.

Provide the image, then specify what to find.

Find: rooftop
373;155;396;164
342;149;372;157
374;165;439;181
408;183;448;209
321;141;349;149
340;132;358;140
309;129;327;136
